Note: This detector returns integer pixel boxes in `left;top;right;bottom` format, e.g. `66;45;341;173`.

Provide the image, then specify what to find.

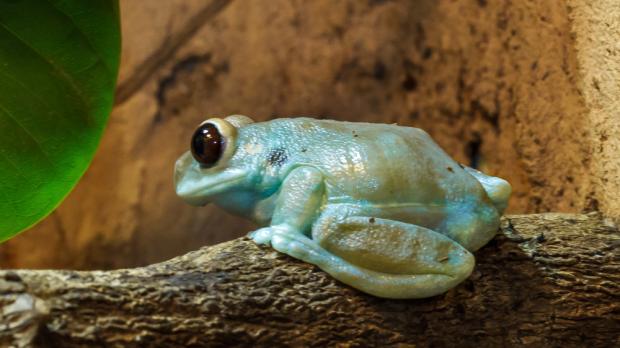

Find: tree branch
114;0;233;105
0;213;618;347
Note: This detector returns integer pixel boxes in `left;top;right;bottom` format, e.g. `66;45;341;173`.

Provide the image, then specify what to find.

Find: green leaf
0;0;120;241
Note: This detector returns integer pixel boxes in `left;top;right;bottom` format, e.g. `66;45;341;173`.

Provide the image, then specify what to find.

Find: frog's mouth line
175;171;248;206
194;176;246;196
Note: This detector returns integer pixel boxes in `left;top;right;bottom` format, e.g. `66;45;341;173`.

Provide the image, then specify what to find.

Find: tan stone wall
568;0;620;217
1;0;617;269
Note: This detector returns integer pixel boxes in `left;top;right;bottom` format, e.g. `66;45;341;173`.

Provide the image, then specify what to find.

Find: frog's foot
269;224;474;299
300;216;476;299
248;224;298;245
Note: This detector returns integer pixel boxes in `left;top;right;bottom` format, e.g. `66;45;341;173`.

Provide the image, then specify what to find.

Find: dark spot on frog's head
458;163;465;169
301;148;307;153
369;217;376;224
267;148;288;167
447;166;454;173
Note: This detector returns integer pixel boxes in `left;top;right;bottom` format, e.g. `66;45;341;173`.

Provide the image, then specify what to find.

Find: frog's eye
191;123;223;168
190;118;238;168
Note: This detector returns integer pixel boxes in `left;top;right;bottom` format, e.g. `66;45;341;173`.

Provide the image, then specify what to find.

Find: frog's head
174;115;262;207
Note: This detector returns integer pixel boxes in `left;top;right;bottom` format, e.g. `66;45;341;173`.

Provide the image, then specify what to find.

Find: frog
174;115;511;299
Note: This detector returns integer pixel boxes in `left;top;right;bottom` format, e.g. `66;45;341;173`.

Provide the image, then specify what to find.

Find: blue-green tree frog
174;115;511;299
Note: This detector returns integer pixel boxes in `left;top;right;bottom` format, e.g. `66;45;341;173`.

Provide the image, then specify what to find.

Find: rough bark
0;213;618;347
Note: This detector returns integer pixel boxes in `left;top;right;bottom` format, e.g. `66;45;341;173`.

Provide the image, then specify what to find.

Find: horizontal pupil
191;123;223;167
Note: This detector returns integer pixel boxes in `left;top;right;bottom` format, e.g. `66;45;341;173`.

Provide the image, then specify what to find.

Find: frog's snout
174;152;209;206
174;152;212;206
174;152;193;185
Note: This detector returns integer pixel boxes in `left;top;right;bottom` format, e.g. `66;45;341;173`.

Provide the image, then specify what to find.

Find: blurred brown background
1;0;618;269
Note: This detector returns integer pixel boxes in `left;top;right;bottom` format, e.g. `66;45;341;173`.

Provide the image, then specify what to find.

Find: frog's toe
270;231;330;265
248;227;274;245
271;233;312;261
249;224;300;245
271;233;296;255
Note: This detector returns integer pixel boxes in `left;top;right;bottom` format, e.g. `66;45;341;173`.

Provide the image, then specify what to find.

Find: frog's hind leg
270;216;474;299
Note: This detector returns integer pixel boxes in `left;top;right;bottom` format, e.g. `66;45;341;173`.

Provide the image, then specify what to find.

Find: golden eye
191;123;223;168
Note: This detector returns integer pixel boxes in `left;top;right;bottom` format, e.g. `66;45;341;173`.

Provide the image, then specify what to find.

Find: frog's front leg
249;166;324;245
270;206;475;299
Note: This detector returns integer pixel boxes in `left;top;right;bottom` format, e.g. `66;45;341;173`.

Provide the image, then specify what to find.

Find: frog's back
263;118;489;207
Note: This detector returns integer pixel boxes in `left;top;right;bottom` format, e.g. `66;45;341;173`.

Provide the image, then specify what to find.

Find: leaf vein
43;0;114;74
0;104;56;169
0;68;52;111
0;21;90;122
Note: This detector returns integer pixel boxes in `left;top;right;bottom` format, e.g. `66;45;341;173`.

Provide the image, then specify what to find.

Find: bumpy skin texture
175;116;511;299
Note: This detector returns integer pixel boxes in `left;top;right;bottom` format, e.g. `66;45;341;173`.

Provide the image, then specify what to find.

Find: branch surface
1;213;618;347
